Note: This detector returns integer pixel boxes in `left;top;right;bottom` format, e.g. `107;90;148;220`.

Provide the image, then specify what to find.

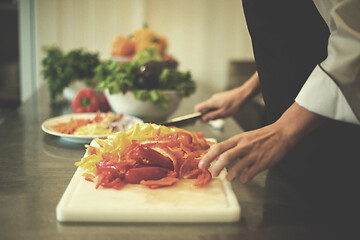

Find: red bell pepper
136;145;174;170
86;145;97;155
181;168;212;187
93;110;103;123
194;169;212;187
95;160;136;189
72;88;99;113
99;92;111;112
88;128;213;190
125;167;170;184
179;152;202;178
101;152;119;162
140;177;179;189
96;174;126;190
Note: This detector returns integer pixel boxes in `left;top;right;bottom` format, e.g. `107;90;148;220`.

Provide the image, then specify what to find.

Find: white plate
41;113;143;144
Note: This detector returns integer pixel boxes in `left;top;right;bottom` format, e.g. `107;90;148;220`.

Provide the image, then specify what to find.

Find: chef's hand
195;72;260;122
199;103;326;183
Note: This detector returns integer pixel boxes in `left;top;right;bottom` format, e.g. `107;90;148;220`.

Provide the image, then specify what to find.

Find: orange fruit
111;34;136;57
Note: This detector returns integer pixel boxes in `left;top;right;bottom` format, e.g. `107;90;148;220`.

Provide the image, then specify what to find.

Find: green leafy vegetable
96;60;139;95
41;46;100;101
96;48;196;110
132;47;163;66
159;68;196;97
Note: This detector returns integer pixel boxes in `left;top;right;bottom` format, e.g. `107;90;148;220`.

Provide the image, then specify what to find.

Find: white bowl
104;89;181;122
62;81;88;102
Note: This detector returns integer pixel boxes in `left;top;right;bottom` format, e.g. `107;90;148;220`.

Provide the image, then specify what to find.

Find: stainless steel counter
0;85;332;239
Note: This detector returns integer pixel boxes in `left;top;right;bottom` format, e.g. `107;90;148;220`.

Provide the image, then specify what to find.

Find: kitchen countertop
0;84;331;240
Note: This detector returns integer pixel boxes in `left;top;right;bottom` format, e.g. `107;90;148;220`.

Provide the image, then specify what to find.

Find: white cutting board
56;165;240;223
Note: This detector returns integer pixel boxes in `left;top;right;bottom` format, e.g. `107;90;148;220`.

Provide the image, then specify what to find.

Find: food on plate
75;123;214;190
50;118;92;135
50;111;135;135
73;122;112;136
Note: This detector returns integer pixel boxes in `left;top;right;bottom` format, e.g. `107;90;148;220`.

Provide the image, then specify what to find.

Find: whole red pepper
99;92;111;112
72;88;99;113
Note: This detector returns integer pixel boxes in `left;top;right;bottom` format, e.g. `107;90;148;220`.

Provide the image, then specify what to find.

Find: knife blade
157;112;204;127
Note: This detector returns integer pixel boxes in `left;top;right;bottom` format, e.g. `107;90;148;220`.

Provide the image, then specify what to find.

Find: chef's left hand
198;103;326;183
199;123;290;183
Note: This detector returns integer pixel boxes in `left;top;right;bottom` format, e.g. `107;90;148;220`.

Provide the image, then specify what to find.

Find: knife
157;109;214;127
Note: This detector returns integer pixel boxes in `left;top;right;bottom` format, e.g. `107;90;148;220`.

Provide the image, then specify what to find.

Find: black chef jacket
242;0;360;236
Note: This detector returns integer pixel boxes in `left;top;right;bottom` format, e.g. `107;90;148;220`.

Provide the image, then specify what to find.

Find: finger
194;102;211;113
198;141;236;170
239;163;264;184
202;108;223;121
226;156;252;182
210;145;244;177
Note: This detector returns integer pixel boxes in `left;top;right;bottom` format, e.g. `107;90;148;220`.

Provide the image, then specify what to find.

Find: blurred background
1;0;256;122
0;0;19;122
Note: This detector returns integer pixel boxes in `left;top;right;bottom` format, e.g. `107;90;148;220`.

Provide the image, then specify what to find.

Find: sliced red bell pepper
96;160;136;180
125;167;169;184
142;143;179;172
126;141;179;172
96;174;126;190
85;126;213;190
101;152;119;162
179;152;203;178
194;169;212;187
136;145;174;170
181;168;212;187
93;110;103;123
140;177;179;189
132;132;194;150
87;145;97;155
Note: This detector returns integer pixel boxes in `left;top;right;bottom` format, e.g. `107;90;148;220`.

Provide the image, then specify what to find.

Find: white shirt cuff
295;65;360;125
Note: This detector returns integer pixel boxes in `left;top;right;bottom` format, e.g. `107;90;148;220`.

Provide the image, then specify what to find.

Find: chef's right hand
194;87;246;122
195;72;260;122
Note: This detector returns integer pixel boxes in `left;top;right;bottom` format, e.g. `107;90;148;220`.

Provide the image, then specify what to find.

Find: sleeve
295;0;360;125
295;65;360;125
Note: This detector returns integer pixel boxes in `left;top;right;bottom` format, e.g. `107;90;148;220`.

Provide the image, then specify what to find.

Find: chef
196;0;360;236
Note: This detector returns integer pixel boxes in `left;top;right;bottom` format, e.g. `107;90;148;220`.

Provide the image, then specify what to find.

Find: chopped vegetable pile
75;123;214;190
51;118;92;135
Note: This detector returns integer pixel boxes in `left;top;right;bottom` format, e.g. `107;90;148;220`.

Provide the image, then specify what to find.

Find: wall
30;0;253;100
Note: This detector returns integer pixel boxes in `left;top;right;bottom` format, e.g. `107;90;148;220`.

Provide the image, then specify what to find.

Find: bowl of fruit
95;27;196;122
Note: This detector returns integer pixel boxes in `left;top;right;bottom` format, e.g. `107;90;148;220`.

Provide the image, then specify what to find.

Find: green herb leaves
95;50;196;110
41;46;100;101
